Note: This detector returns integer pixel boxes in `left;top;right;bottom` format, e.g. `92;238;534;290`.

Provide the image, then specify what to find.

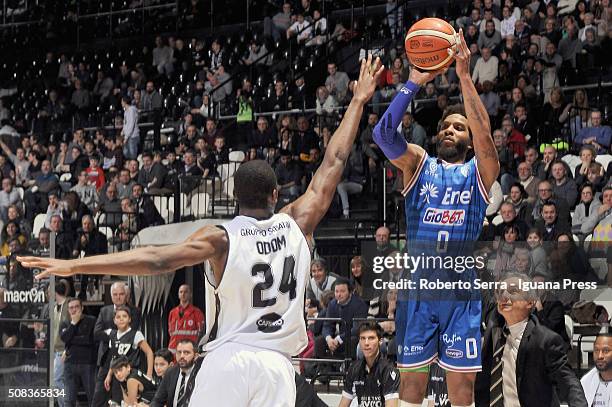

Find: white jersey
201;213;310;357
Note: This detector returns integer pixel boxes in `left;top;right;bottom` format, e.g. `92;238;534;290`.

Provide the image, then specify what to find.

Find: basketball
405;18;458;71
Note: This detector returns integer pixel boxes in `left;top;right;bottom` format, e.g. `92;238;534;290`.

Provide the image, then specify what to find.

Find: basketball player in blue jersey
19;55;384;407
372;31;499;407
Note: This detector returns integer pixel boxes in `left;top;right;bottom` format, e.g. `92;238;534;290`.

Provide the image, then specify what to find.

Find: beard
178;358;195;369
596;359;612;372
436;138;469;163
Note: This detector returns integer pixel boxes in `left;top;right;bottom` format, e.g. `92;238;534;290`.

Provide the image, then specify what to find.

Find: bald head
375;226;390;249
178;284;192;306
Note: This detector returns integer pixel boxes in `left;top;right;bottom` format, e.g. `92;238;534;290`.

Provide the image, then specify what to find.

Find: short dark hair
334;277;351;290
308;299;320;310
514;102;527;111
440;104;466;123
114;305;131;316
527;227;542;239
358;321;383;339
154;348;174;363
110;355;131;371
176;339;197;351
541;201;557;212
234;160;277;210
550;159;565;169
68;297;82;306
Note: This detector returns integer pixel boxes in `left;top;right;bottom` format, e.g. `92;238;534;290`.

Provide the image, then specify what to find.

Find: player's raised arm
20;224;227;279
454;29;499;192
282;54;384;236
371;67;444;187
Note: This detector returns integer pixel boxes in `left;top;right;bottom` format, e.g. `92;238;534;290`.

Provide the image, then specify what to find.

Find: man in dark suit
92;282;141;407
475;273;587;407
315;278;368;359
60;297;97;407
490;202;530;239
534;201;571;241
179;149;203;195
131;183;164;227
73;214;108;300
151;339;197;407
137;151;171;195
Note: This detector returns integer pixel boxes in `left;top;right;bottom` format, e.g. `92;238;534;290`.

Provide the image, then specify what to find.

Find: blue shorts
395;299;482;372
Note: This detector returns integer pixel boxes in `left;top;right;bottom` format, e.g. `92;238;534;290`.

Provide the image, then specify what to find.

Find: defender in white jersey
21;55;384;407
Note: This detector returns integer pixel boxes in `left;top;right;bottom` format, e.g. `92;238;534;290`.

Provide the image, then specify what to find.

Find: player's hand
452;28;471;79
18;256;76;279
407;65;448;86
352;54;385;104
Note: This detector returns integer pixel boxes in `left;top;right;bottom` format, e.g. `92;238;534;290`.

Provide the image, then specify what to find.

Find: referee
339;321;400;407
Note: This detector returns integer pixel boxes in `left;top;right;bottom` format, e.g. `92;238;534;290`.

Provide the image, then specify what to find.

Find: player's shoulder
191;224;228;239
347;358;366;379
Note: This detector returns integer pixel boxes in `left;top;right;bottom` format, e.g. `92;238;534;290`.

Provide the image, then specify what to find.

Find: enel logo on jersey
420;185;473;206
423;208;465;226
440;186;473;205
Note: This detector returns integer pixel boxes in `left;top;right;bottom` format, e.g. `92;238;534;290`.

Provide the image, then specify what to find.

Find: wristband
372;80;421;160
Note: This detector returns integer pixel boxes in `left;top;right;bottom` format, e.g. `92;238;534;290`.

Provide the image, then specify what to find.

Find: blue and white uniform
396;153;489;372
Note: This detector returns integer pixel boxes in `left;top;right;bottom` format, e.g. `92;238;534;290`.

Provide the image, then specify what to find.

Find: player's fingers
373;57;384;78
20;258;51;268
16;255;38;262
359;56;367;78
35;270;50;280
455;29;464;51
359;57;367;79
373;56;382;73
459;30;469;53
364;54;372;71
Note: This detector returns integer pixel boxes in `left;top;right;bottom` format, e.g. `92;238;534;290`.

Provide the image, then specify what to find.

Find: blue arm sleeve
372;81;420;160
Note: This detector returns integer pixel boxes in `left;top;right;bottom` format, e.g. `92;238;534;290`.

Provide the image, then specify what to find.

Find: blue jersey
395;153;489;371
404;154;489;243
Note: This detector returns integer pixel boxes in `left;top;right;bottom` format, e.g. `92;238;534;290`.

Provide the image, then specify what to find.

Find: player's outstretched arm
338;397;352;407
282;54;384;236
454;29;500;192
20;224;227;279
371;67;445;187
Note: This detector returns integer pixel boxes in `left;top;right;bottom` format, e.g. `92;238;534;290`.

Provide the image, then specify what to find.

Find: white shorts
188;342;296;407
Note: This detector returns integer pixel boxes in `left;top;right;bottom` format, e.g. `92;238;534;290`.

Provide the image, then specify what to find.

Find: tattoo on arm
468;99;486;124
483;146;498;159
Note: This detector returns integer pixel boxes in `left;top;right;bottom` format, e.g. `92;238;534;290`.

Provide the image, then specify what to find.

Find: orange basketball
405;18;458;71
